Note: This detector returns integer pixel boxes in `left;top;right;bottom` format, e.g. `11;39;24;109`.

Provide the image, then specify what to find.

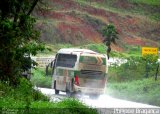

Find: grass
107;78;160;106
82;43;140;58
76;0;160;21
36;43;146;59
0;78;49;108
109;45;143;58
31;68;52;88
108;55;160;82
80;43;107;54
30;99;97;114
36;43;73;56
129;0;160;6
0;78;98;114
36;43;107;56
123;45;141;57
107;55;160;106
76;0;130;15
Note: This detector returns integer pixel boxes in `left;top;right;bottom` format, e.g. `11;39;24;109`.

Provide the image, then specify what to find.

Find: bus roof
57;48;106;57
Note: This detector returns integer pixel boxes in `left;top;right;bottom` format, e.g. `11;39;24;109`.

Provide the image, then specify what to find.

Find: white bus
52;48;108;98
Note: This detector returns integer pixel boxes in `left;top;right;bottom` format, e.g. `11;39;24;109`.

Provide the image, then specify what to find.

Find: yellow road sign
142;47;158;56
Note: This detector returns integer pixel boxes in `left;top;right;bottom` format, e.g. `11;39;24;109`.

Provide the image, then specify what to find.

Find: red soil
39;0;159;50
58;22;102;44
111;44;124;52
123;36;146;46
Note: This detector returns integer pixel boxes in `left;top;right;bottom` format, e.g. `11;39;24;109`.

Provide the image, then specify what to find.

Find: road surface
36;87;160;114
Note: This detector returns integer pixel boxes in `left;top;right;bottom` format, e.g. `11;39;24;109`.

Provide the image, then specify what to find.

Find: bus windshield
56;54;77;68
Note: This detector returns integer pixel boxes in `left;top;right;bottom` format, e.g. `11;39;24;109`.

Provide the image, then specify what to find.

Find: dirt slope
34;0;160;51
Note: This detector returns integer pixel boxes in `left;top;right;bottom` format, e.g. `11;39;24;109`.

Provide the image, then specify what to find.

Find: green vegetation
31;68;52;88
0;78;49;108
36;44;73;56
36;43;145;59
80;43;106;54
79;44;142;58
109;60;158;81
76;0;160;21
30;99;97;114
1;1;158;110
0;0;45;85
37;43;109;56
107;55;160;106
108;55;159;81
123;45;141;57
107;78;160;106
129;0;160;6
0;78;98;114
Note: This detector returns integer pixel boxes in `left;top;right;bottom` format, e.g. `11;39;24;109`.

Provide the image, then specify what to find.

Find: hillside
34;0;160;52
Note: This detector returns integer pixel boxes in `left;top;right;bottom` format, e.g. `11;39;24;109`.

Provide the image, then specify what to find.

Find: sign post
155;63;159;81
142;47;159;80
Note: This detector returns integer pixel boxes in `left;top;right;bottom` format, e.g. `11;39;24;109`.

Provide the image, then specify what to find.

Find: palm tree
102;24;118;59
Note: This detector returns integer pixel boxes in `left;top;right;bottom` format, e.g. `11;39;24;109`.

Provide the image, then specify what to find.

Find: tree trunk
27;0;39;15
155;63;159;81
145;62;149;78
107;46;111;59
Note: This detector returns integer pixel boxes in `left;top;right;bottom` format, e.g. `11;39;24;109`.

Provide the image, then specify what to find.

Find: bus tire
66;90;71;97
55;89;59;95
66;82;74;97
54;81;59;95
71;78;74;91
66;91;76;98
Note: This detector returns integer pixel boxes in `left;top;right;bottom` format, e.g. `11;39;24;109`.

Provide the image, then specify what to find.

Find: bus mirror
51;60;53;68
50;59;55;67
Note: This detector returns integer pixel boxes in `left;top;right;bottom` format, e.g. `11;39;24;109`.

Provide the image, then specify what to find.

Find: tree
102;24;118;59
0;0;45;86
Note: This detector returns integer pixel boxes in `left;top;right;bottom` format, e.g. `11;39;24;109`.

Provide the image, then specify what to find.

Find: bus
51;48;108;98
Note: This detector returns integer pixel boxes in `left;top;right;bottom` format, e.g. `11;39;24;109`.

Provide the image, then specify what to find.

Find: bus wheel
54;81;59;95
66;90;76;98
66;82;74;97
66;90;72;97
89;94;100;99
55;89;59;95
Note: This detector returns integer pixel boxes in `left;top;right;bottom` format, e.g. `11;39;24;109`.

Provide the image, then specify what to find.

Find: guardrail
31;56;55;67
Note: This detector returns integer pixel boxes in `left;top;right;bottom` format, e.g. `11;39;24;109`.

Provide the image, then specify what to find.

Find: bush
0;82;98;114
31;99;98;114
0;78;49;108
31;68;52;88
107;78;160;106
80;43;106;54
108;56;159;82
